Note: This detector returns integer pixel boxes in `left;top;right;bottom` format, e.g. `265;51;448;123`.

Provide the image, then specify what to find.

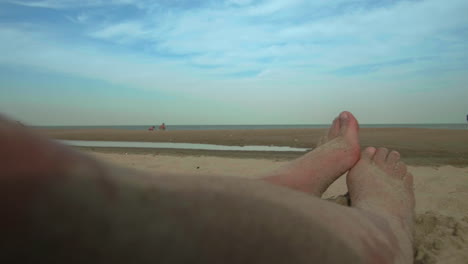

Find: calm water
41;123;468;131
61;140;309;152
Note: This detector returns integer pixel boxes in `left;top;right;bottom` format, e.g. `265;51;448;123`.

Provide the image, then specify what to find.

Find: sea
37;123;468;130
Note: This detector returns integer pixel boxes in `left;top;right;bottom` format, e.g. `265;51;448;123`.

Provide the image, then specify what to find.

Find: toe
339;111;359;138
394;160;408;178
386;150;400;165
374;147;389;167
327;117;340;139
362;146;377;161
338;111;350;134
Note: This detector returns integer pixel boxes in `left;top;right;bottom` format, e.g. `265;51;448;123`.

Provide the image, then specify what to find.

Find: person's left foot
263;111;360;197
346;147;415;263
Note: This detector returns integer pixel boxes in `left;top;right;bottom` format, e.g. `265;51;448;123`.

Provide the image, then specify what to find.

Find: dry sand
84;151;468;264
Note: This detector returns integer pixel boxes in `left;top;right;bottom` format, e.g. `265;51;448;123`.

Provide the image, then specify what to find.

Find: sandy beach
42;127;468;264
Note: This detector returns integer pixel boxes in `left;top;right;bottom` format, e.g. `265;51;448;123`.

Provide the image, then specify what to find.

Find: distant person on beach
0;112;414;263
159;122;166;131
148;126;155;131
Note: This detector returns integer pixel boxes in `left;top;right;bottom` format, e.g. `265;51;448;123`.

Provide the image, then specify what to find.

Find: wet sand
40;127;468;166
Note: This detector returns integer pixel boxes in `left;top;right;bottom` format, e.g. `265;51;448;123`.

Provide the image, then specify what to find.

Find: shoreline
38;127;468;166
75;146;305;161
75;145;467;167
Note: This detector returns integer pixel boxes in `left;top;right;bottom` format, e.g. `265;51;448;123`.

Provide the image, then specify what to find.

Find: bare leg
263;111;360;196
0;116;414;263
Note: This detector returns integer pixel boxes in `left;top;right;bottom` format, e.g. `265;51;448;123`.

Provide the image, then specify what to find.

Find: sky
0;0;467;125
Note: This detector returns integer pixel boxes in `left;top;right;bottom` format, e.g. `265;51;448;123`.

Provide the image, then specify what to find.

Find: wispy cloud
332;58;417;76
81;0;468;74
4;0;468;72
90;21;149;43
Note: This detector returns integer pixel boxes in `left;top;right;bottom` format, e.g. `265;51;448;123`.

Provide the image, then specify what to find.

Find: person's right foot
347;147;415;263
263;111;360;196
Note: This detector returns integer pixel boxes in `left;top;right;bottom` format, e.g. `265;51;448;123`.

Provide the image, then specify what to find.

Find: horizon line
33;122;468;127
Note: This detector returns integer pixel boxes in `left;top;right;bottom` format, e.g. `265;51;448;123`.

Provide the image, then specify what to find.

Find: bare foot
347;147;415;263
263;111;360;196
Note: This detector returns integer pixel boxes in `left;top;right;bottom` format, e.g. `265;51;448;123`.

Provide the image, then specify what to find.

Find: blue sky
0;0;467;125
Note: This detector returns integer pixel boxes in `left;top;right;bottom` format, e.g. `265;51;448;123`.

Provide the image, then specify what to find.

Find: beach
41;127;468;264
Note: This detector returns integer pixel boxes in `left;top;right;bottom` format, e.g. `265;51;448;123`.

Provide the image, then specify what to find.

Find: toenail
340;112;349;120
366;147;376;154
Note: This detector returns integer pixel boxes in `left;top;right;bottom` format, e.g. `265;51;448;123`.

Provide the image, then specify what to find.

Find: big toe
347;147;376;183
338;111;359;139
362;146;377;161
